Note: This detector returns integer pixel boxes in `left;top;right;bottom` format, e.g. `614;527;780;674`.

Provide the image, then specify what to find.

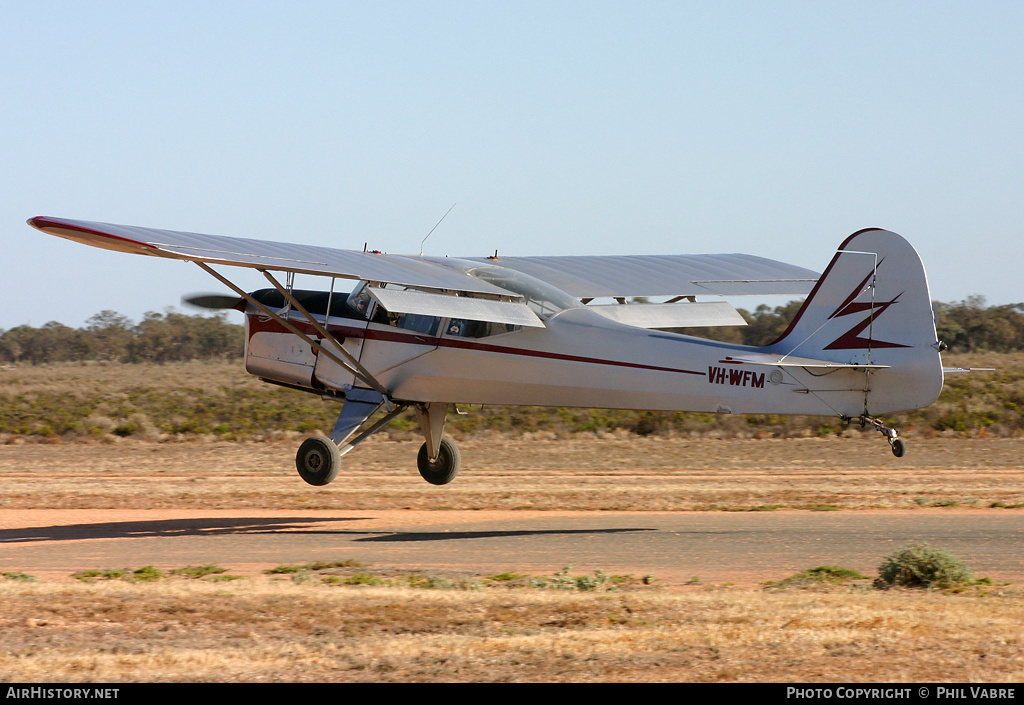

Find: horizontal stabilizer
720;353;889;369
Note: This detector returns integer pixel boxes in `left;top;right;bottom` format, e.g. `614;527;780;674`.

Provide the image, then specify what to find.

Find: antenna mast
419;203;456;256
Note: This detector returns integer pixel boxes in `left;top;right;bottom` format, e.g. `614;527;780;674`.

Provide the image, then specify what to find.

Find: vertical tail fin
765;229;944;414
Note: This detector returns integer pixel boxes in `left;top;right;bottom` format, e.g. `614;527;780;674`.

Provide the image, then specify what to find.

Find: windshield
463;265;580;319
345;281;374;318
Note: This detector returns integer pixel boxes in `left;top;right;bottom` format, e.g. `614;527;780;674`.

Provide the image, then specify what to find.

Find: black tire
417;437;461;485
891;438;906;458
296;435;341;486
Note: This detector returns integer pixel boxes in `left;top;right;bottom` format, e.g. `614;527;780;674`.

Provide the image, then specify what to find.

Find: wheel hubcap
306;451;324;472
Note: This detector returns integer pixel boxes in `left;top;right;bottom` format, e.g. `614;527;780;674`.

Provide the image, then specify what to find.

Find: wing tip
25;216;154;256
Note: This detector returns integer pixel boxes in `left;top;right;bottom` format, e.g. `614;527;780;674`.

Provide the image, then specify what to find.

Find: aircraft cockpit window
370;305;441;336
397;313;441;336
464;266;581;319
346;282;374;319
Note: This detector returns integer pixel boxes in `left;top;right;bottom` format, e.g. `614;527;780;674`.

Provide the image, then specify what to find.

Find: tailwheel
417;437;461;485
296;435;341;486
846;415;906;458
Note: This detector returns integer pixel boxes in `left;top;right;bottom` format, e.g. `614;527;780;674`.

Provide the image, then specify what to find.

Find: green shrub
71;569;127;582
530;566;618;591
764;565;867;589
874;542;974;589
792;566;867;583
129;565;164;582
1;571;37;582
170;564;228;579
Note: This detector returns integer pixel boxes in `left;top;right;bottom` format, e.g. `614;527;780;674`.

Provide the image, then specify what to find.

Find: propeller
181;293;245;311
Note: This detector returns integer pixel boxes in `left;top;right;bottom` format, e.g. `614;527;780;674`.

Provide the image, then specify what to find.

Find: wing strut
194;262;389;398
330;387;409;457
257;269;390;401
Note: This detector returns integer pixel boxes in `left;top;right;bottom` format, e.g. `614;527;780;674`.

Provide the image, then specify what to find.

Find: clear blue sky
2;1;1022;329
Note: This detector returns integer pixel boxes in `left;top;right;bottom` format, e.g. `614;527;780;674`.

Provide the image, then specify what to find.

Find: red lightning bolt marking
824;264;909;350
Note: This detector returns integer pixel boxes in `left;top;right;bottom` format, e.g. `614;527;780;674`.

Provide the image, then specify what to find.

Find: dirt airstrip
1;435;1022;682
2;434;1023;579
2;433;1022;511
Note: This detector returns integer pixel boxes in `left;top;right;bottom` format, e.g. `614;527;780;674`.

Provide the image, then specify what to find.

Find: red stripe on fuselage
246;313;706;377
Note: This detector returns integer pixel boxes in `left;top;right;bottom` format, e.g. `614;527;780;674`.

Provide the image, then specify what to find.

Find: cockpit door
357;308;443;379
312;284;373;392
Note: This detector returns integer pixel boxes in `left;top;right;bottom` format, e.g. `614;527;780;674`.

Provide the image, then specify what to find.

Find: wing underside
367;287;544;327
590;301;747;328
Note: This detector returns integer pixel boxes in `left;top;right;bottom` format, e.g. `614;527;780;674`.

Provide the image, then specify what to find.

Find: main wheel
891;438;906;458
296;435;341;486
417;437;461;485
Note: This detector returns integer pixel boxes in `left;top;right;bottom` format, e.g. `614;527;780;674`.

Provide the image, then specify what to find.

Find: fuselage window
445;319;521;338
349;282;441;335
398;313;441;336
371;306;441;336
346;283;374;319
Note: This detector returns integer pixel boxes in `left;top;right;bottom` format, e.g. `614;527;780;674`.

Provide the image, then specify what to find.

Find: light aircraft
29;216;952;486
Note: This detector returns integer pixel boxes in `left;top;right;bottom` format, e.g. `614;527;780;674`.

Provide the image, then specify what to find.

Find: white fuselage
244;299;939;420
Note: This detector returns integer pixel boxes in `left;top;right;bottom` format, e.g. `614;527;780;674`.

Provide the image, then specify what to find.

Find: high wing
464;253;818;298
27;216;818;303
27;216;511;297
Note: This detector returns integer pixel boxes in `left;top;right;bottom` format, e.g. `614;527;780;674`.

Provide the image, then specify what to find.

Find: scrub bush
874;543;974;589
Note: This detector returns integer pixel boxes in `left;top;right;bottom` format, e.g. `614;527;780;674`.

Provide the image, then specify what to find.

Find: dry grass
0;360;268;396
4;352;1024;441
0;435;1022;683
1;360;1023;682
1;577;1021;683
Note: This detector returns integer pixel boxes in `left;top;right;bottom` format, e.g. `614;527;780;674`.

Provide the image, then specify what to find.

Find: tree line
667;295;1024;352
1;295;1022;365
0;310;244;364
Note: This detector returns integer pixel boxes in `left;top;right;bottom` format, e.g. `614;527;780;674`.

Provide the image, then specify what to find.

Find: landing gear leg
846;415;905;457
295;387;406;486
414;402;461;485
